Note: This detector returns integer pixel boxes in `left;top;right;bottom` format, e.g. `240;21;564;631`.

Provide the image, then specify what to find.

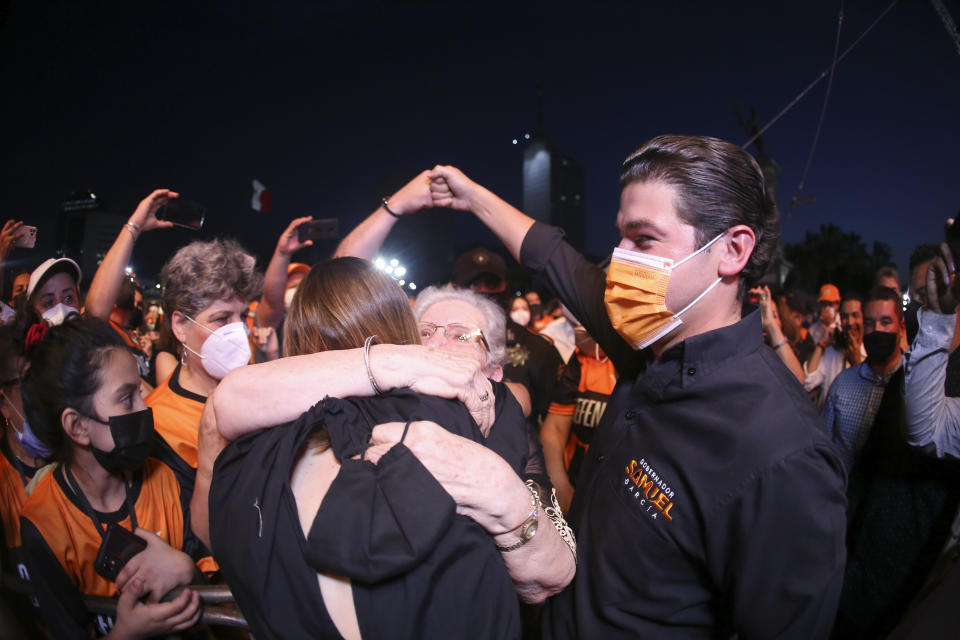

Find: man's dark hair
908;244;940;272
115;277;143;311
842;291;864;307
865;285;903;321
620;135;780;295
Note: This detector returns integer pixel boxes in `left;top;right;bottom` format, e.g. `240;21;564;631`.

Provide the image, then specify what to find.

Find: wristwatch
496;480;541;552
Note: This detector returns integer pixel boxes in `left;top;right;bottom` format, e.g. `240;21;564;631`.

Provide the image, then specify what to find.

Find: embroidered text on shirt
623;458;676;521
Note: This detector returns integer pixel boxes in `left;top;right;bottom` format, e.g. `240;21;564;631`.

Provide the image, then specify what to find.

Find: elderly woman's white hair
414;285;507;367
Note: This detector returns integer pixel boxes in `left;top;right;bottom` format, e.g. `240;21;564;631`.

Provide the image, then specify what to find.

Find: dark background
1;0;958;292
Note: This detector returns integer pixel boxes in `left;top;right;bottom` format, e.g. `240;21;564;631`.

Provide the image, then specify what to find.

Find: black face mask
88;408;156;474
863;331;899;363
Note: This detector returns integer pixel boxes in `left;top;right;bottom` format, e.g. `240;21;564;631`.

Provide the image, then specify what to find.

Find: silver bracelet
124;221;140;238
544;487;578;563
772;338;788;350
363;335;383;395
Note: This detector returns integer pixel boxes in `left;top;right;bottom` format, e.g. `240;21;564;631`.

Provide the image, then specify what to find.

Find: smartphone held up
157;198;205;230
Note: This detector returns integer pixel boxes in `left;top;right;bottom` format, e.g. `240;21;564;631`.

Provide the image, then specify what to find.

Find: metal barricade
1;571;248;630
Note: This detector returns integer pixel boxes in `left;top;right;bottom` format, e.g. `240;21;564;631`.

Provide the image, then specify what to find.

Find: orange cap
287;262;310;277
817;284;841;303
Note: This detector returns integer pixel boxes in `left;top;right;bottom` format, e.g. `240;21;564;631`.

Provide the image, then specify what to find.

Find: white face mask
284;286;298;312
41;302;80;327
510;309;531;327
182;315;251;379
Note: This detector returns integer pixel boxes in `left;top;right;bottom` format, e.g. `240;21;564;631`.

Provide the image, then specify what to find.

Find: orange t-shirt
21;459;190;598
145;364;205;470
0;437;38;549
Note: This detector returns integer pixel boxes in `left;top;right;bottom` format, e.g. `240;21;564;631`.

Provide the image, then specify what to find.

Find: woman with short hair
145;238;262;486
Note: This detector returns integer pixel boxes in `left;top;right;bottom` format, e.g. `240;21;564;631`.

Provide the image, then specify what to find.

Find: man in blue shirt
821;286;906;471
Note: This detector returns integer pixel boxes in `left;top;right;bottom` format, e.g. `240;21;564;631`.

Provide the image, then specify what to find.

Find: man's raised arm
427;165;536;262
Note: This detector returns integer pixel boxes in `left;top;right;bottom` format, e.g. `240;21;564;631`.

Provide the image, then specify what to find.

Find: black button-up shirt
522;222;847;639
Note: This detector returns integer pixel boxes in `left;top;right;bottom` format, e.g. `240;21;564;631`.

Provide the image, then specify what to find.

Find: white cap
27;258;82;300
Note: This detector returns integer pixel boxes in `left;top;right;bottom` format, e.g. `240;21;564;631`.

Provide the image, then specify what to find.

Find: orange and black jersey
19;458;211;639
548;350;617;484
0;434;39;551
108;319;151;381
145;363;205;492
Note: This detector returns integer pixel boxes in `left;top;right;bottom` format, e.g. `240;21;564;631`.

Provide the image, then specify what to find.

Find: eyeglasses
418;322;490;352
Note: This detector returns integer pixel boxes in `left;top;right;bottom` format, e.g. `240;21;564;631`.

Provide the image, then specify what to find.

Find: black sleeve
531;338;564;419
519;222;638;375
550;351;581;407
19;517;92;640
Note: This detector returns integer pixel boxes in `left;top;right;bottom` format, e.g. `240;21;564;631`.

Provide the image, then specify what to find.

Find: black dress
209;385;527;640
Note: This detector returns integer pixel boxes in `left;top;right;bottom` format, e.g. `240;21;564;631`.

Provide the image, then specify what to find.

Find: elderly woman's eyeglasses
418;322;490;352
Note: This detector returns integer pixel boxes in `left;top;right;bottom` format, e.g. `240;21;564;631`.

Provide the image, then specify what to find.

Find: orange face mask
604;234;723;350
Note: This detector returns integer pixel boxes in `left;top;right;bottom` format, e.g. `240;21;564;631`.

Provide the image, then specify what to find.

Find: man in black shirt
426;135;847;639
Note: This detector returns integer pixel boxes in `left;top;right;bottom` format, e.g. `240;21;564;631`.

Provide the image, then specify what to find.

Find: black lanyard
62;465;139;539
1;434;29;488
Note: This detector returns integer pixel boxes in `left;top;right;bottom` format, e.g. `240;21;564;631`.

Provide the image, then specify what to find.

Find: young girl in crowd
18;316;208;639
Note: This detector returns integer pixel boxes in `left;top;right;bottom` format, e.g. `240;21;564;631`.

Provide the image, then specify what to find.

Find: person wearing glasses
193;257;574;639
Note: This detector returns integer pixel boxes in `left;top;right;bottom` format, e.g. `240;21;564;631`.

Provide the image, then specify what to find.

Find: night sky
2;0;958;291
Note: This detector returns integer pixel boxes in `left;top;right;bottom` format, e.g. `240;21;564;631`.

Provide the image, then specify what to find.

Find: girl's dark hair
0;324;25;387
21;316;127;462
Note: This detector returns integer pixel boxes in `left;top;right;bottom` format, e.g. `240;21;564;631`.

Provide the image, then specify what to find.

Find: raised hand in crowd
256;215;313;330
334;169;434;260
85;189;178;320
107;579;201;640
924;233;960;314
0;219;28;304
114;529;200;604
750;285;804;384
0;219;26;259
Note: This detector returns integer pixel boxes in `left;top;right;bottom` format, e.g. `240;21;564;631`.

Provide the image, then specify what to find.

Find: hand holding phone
14;225;37;248
95;524;147;582
1;220;34;251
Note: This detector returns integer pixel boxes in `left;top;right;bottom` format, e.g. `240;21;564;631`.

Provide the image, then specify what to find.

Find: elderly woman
145;238;262;488
193;257;572;639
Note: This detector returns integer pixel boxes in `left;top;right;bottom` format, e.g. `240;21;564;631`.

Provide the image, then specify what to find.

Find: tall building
521;137;585;251
57;191;125;284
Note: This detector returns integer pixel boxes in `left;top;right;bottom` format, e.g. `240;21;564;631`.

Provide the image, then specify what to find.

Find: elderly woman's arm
368;421;576;602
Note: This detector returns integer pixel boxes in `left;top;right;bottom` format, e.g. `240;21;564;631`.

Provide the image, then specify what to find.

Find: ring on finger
478;391;490;402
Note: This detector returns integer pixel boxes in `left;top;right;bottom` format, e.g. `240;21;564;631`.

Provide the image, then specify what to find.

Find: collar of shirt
638;309;763;400
856;357;903;385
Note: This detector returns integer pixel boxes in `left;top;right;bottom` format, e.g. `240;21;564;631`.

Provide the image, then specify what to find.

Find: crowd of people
0;133;957;639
